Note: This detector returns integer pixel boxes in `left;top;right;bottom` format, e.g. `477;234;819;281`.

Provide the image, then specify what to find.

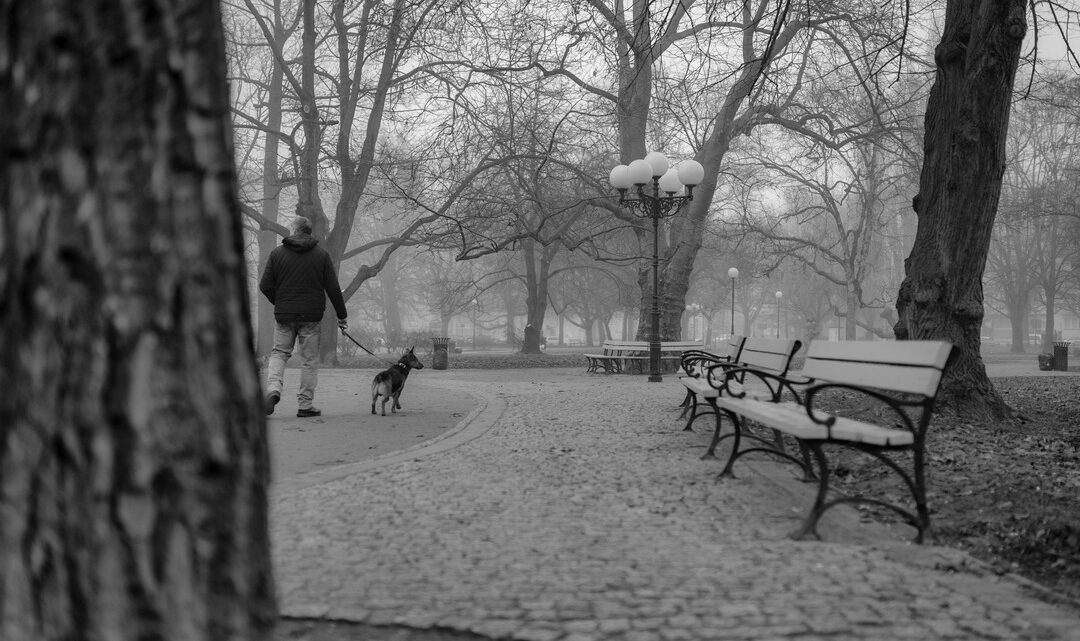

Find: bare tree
738;131;917;339
1;2;274;638
894;0;1029;420
233;0;472;361
985;218;1042;351
553;263;638;345
565;0;909;344
225;0;295;356
1017;85;1080;350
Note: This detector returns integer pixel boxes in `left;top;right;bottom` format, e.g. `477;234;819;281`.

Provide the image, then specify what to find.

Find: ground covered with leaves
826;375;1080;602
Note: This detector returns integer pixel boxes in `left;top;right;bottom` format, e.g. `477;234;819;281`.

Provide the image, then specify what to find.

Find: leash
340;329;398;367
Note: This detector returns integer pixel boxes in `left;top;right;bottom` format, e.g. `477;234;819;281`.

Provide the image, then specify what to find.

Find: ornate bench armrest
803;382;930;435
681;351;729;377
704;363;811;403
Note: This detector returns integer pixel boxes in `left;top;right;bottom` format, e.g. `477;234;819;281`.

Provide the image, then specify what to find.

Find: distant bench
584;340;705;374
698;339;954;543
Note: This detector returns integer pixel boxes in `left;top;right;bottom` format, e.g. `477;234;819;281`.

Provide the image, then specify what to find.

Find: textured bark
895;0;1027;421
0;1;275;639
520;239;555;354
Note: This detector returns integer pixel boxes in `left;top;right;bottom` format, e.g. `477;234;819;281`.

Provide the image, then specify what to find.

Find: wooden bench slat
737;351;795;374
681;377;718;398
716;397;916;447
801;339;952;368
735;338;801;373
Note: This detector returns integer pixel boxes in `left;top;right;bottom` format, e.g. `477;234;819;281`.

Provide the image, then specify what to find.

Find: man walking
260;216;348;417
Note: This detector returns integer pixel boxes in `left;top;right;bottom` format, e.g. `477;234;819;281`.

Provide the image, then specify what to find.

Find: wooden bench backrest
801;340;953;397
736;337;802;375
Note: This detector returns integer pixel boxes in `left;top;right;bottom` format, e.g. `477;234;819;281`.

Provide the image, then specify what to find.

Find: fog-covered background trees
224;0;1079;414
4;0;1080;635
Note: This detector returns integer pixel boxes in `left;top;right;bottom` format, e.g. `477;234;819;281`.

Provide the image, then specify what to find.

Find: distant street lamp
727;267;739;335
610;152;705;382
775;291;783;338
472;298;479;351
686;303;702;341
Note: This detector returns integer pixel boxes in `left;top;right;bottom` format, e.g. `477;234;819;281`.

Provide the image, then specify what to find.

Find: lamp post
610;152;705;382
775;291;783;338
727;267;739;335
472;298;478;351
686;303;701;341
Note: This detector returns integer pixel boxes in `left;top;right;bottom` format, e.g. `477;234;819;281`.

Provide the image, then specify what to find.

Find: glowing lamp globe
627;159;653;186
658;168;682;194
643;151;669;177
677;159;705;187
609;165;631;190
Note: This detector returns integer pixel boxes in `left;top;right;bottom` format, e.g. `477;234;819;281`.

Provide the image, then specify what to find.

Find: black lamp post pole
648;192;662;382
730;277;736;335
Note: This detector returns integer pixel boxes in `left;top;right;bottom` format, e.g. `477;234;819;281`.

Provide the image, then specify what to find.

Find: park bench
680;337;801;432
584;340;705;374
704;339;954;543
676;335;747;415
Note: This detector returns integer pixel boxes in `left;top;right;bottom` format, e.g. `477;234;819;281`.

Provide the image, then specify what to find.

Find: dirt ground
827;374;1080;603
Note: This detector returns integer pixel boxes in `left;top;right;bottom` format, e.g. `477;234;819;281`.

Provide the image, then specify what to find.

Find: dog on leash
371;347;424;416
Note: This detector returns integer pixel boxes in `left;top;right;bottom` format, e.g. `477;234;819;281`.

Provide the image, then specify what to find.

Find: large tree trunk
0;2;276;639
1043;296;1056;351
894;0;1027;421
845;290;859;340
520;239;555;354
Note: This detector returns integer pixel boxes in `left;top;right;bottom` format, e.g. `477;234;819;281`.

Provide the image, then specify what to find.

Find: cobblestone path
272;369;1080;641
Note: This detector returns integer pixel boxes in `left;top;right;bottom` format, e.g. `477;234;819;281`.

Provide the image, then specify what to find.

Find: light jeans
265;321;321;410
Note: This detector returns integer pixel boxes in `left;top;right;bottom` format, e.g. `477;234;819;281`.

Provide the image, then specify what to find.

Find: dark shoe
265;392;280;415
297;407;322;418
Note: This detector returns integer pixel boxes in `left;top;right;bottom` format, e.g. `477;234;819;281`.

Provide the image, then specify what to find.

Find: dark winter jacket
259;234;348;323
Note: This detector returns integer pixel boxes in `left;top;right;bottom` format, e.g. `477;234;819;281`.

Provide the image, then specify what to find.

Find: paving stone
271;369;1080;641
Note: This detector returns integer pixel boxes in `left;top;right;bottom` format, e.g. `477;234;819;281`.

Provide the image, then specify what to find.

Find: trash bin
1053;341;1071;371
432;337;450;370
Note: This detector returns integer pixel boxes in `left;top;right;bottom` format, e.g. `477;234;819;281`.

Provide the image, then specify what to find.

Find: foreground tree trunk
0;2;276;639
894;0;1027;421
